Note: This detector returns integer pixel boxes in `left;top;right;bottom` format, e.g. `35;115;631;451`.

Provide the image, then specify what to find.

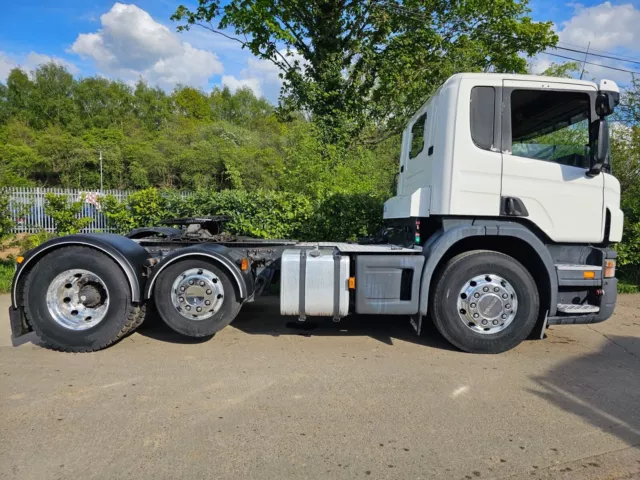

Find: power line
541;52;640;75
554;46;640;66
557;41;640;64
374;1;640;75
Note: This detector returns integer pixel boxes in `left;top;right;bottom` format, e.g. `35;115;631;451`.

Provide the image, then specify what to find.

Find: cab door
399;97;436;196
501;79;604;243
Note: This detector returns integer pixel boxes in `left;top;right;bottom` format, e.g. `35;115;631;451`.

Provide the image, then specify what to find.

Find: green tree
540;61;582;78
73;77;133;130
3;69;34;124
30;63;77;129
173;0;557;139
173;86;211;120
132;81;172;131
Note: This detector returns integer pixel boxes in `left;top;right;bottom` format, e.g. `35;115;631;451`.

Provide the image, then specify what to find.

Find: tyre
23;246;144;352
153;259;241;337
431;250;539;354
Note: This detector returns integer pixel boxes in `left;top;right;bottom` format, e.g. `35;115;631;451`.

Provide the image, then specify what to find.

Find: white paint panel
604;173;624;242
449;78;503;216
383;187;430;219
501;155;603;242
501;79;604;243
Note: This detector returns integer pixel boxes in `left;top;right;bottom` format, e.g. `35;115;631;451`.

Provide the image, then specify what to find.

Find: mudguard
127;226;181;239
419;221;558;317
11;233;150;309
144;244;253;301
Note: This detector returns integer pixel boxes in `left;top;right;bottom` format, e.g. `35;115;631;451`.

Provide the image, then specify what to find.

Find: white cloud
557;2;640;53
71;3;223;89
246;57;283;85
530;2;639;85
221;50;306;101
221;75;263;96
24;52;80;76
0;52;15;81
0;51;80;82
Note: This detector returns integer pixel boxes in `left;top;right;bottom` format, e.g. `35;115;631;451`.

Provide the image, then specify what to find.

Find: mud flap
529;309;549;340
9;306;29;339
410;313;423;336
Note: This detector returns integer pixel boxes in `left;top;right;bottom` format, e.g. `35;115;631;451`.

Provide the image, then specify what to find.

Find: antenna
580;42;590;80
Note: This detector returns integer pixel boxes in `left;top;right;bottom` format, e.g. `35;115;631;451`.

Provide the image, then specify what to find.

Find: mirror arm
587;163;603;177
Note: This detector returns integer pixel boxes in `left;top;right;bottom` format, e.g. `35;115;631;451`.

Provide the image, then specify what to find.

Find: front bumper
548;277;618;325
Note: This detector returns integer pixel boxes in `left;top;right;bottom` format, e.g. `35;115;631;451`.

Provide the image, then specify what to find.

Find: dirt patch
0;234;30;260
0;246;20;261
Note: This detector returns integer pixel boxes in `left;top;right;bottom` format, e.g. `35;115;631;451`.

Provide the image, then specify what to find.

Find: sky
0;0;639;104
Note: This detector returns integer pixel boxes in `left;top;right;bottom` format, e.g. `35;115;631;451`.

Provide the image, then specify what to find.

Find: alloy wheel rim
456;274;518;334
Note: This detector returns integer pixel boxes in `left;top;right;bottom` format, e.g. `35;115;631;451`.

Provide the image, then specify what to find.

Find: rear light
604;259;616;278
583;271;595;279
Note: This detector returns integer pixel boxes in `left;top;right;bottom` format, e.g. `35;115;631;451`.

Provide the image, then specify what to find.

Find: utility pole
580;42;590;80
99;150;103;192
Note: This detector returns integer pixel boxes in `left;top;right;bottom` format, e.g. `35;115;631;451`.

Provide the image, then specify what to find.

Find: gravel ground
1;293;639;480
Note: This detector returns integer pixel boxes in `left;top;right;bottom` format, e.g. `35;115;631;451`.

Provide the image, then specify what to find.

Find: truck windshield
510;90;591;169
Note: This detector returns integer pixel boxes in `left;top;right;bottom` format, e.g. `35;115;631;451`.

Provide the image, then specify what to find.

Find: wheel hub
170;268;224;320
457;274;518;334
46;269;109;330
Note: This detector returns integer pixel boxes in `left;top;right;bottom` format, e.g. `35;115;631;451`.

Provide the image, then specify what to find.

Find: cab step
557;303;600;314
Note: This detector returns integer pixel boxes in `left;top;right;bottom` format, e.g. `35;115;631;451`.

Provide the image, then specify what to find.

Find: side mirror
595;92;616;117
588;119;609;176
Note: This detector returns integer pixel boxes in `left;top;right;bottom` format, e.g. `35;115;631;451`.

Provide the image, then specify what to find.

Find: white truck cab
385;73;623;244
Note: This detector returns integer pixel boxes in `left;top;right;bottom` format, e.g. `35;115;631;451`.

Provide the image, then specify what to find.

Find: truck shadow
137;296;459;351
528;335;640;446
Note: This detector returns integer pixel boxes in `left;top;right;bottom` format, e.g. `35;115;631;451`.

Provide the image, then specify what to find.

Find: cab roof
445;72;598;90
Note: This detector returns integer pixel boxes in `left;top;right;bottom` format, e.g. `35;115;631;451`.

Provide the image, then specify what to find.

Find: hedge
100;187;386;242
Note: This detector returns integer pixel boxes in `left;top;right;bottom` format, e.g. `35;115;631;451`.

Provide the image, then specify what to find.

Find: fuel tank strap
333;252;341;319
299;249;307;319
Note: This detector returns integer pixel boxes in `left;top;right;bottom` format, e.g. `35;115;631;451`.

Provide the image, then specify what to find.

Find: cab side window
409;113;427;159
470;86;496;150
510;90;591;169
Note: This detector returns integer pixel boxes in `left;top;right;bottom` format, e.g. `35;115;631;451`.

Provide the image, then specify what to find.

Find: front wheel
153;259;242;337
431;250;539;354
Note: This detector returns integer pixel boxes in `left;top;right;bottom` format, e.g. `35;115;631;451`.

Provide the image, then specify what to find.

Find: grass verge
618;281;639;294
0;259;14;294
618;268;640;294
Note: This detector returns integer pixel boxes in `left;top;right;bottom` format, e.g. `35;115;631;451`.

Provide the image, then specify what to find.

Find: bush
101;187;382;241
44;193;93;235
100;194;135;234
306;192;385;241
101;188;169;234
0;190;13;240
16;231;57;252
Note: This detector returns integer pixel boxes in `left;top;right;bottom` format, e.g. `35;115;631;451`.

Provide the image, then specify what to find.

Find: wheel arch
419;222;557;318
12;234;150;309
144;245;250;301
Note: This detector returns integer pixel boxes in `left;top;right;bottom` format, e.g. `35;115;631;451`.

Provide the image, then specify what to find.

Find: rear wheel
153;259;241;337
23;246;143;352
431;250;539;353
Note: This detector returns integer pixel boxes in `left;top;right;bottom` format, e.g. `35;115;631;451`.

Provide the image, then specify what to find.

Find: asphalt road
1;294;639;480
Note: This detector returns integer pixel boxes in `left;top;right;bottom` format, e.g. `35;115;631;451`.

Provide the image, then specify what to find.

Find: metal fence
5;187;133;234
